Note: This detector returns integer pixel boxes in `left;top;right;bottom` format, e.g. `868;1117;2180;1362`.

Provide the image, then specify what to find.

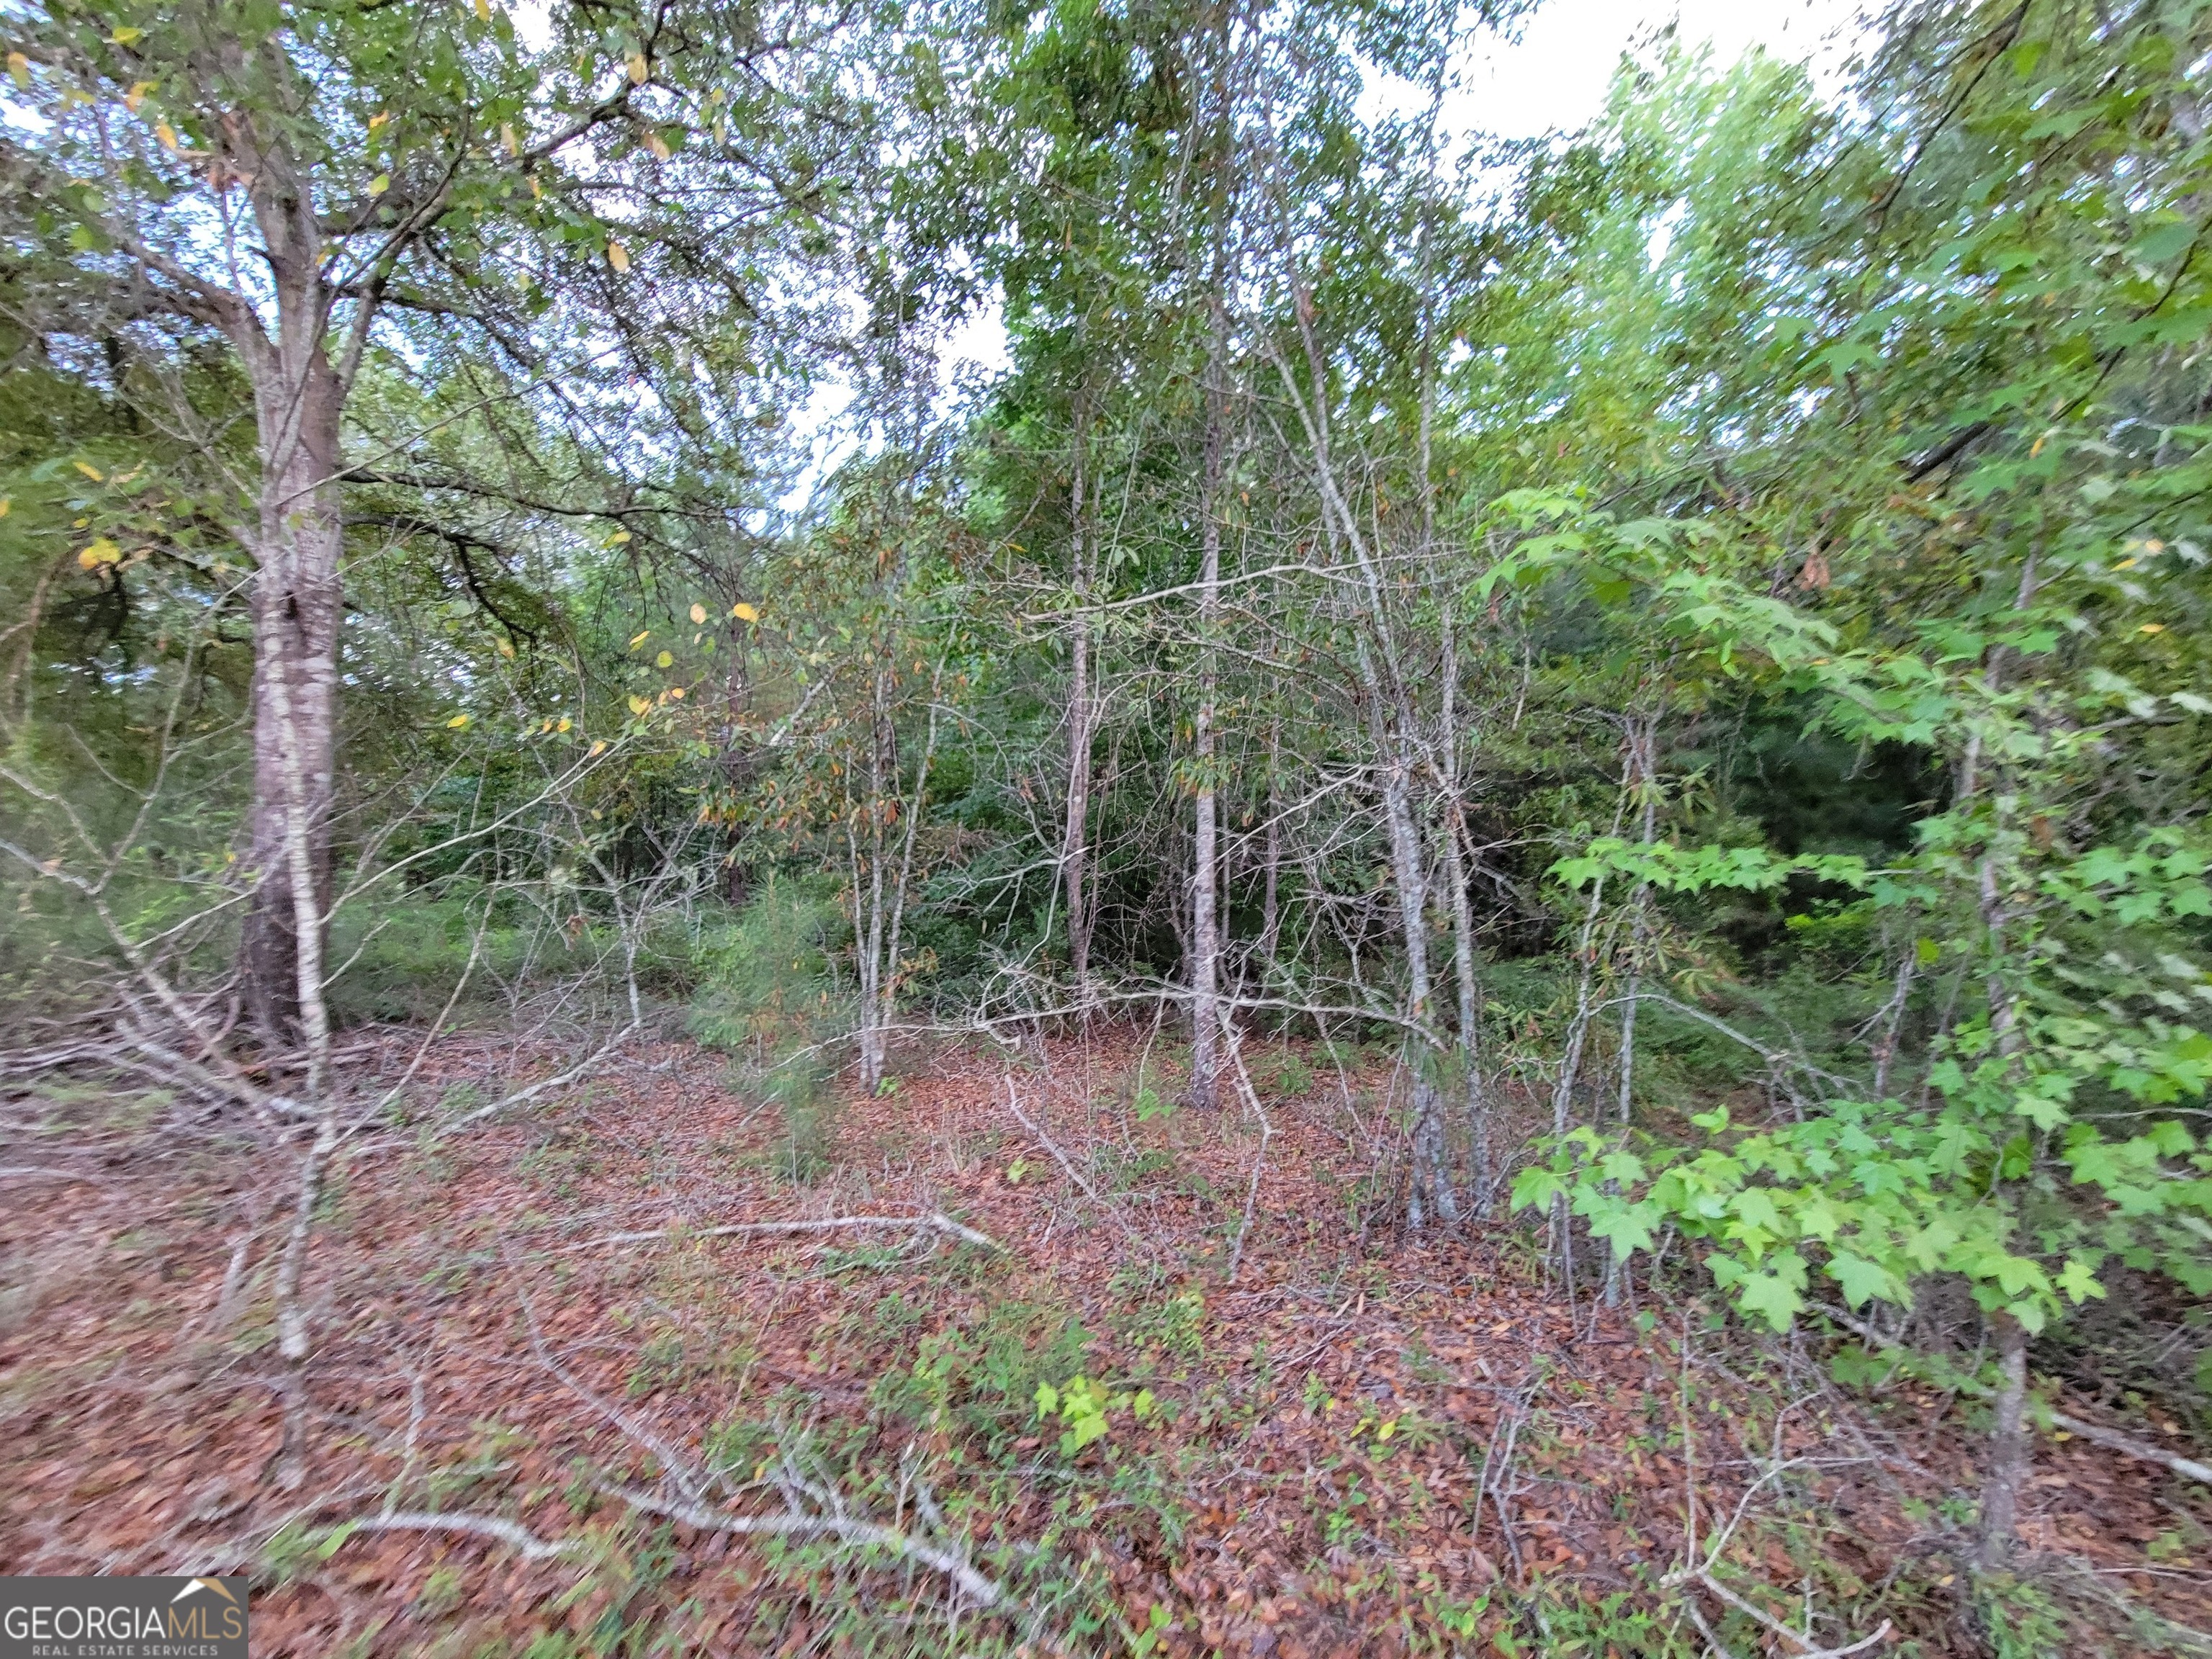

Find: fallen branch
1002;1074;1143;1242
602;1483;1015;1612
511;1265;708;1503
1218;1023;1274;1285
1672;1566;1892;1658
333;1511;584;1562
578;1211;1003;1253
431;1020;642;1138
1818;1304;2212;1488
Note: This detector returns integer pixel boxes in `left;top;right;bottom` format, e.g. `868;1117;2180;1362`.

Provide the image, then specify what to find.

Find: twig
431;1020;642;1138
509;1264;706;1503
578;1212;1004;1253
0;1166;107;1182
1001;1074;1142;1240
601;1483;1016;1612
1218;1022;1275;1285
332;1511;584;1561
1676;1568;1892;1658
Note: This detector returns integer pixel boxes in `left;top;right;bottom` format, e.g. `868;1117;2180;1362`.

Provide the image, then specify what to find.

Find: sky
1447;0;1868;145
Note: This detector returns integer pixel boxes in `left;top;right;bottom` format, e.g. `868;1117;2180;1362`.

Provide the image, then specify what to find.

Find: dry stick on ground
577;1213;1004;1253
603;1483;1017;1614
1473;1386;1531;1578
1217;1019;1275;1285
338;1511;585;1562
1673;1568;1893;1659
1001;1074;1146;1243
1815;1303;2212;1488
508;1258;709;1504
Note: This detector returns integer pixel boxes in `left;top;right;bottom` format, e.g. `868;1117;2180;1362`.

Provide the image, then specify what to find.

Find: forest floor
4;1026;2211;1657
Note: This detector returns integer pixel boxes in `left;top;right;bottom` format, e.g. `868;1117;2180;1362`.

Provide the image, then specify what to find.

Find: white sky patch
1449;0;1866;143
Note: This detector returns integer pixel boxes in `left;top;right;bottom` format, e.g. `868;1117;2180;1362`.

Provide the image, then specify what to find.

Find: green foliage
1031;1375;1159;1455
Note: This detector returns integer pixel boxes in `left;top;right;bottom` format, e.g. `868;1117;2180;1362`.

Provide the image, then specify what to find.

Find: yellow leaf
588;739;607;757
368;173;390;196
626;50;649;84
73;461;103;481
124;79;153;112
628;694;651;715
731;602;759;622
78;537;121;568
667;685;685;699
0;498;9;517
496;637;515;657
655;650;673;668
606;529;631;544
368;110;390;130
7;53;30;89
474;0;492;19
606;239;630;272
688;602;707;624
526;174;541;198
2140;623;2167;634
109;25;143;44
556;716;572;733
156;120;177;150
447;714;471;728
501;122;518;156
645;130;671;161
629;630;650;649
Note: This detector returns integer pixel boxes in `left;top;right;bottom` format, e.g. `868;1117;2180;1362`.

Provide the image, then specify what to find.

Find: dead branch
1673;1567;1892;1658
335;1511;584;1562
1001;1073;1143;1242
601;1483;1016;1613
511;1265;708;1503
579;1211;1003;1252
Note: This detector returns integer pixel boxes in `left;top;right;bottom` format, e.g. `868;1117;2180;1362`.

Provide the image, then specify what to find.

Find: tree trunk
1063;400;1096;1013
1189;332;1223;1112
1979;1310;2031;1565
1442;797;1488;1215
238;315;345;1065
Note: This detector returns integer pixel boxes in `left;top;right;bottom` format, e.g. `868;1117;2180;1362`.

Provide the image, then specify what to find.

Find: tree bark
240;372;344;1051
1189;328;1222;1112
233;138;349;1060
1063;398;1097;1014
1978;1310;2031;1565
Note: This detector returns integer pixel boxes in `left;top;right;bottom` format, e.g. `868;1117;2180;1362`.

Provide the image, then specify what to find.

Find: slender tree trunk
1979;1311;2031;1566
1189;330;1223;1112
1442;797;1488;1215
1258;721;1282;984
1064;400;1096;1013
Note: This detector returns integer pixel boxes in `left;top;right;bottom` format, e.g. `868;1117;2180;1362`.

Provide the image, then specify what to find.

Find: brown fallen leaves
1;1028;2208;1657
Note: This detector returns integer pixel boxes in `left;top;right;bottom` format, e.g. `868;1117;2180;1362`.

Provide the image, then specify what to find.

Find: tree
3;0;866;1056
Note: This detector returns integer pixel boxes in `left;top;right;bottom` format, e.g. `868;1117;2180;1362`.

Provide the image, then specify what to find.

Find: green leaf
1827;1251;1899;1309
1735;1269;1806;1332
2056;1259;2106;1303
1509;1166;1565;1213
